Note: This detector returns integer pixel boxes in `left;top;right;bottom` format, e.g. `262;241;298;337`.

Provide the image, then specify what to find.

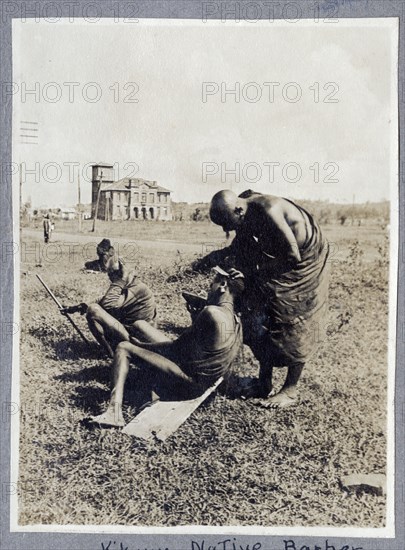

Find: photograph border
1;1;404;549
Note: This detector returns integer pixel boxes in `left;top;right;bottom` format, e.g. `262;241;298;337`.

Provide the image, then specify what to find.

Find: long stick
36;274;90;344
77;171;82;233
92;171;103;232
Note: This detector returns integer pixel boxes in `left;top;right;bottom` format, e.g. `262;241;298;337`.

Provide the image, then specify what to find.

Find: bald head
209;190;244;231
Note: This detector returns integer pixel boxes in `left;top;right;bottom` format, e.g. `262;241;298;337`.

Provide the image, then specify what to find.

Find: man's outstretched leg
91;342;133;426
130;320;172;344
91;341;195;427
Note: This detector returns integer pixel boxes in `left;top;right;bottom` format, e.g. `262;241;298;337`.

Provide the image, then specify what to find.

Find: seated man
85;256;157;357
84;238;115;272
90;267;244;427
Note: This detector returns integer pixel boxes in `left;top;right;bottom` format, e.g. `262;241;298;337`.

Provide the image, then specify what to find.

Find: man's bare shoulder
247;194;286;220
197;305;231;325
248;194;284;210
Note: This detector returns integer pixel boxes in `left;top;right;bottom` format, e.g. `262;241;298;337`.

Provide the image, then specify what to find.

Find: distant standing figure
84;238;115;272
43;214;52;243
195;189;330;408
85;256;157;357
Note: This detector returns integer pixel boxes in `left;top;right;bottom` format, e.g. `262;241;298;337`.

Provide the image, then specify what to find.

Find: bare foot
90;407;125;427
138;391;160;413
231;378;269;399
250;389;298;409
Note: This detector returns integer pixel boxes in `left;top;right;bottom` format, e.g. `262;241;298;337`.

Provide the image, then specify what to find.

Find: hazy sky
13;19;397;207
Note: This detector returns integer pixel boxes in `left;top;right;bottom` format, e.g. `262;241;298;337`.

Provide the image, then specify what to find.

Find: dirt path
21;227;225;267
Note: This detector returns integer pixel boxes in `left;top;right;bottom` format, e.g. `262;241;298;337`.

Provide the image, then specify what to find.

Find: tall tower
91;163;114;217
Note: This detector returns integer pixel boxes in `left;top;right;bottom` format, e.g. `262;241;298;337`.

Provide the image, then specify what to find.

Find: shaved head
209;190;238;225
209;190;246;233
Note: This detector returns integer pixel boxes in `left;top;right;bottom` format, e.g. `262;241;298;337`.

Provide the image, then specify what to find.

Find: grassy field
17;221;389;527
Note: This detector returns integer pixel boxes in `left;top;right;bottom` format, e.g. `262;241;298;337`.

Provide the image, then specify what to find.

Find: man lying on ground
83;238;115;272
62;256;157;357
90;267;244;427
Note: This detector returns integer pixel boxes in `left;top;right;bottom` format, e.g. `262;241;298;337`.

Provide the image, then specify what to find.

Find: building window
149;193;155;203
133;192;139;203
141;192;147;203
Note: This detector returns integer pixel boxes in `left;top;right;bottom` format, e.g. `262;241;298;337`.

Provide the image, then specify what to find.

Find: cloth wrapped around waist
243;220;330;365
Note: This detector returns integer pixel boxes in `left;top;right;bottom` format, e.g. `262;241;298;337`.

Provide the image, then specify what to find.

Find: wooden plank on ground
122;377;223;441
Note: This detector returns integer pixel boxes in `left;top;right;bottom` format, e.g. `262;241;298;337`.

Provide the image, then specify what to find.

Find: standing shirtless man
195;189;330;408
91;267;244;427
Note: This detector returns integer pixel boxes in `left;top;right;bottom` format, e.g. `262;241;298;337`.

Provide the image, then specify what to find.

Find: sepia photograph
5;9;399;544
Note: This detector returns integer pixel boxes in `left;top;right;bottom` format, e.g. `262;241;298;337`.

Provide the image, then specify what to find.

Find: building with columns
91;163;172;221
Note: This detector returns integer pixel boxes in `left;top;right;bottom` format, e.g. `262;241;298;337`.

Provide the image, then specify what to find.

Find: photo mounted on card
9;13;398;543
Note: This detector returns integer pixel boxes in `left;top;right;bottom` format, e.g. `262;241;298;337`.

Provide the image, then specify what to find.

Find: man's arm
98;280;127;313
266;205;301;264
192;244;235;272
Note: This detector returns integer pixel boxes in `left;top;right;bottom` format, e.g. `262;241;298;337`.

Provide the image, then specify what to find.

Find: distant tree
319;208;330;225
20;201;32;224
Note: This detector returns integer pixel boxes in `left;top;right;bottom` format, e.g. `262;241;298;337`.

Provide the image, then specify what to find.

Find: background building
91;163;172;221
60;207;77;220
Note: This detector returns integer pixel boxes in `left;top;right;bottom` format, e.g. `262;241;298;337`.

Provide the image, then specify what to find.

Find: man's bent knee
132;320;150;331
86;303;103;321
115;341;134;358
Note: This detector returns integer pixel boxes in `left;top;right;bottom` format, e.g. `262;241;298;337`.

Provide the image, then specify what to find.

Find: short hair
97;239;113;256
209;190;237;225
